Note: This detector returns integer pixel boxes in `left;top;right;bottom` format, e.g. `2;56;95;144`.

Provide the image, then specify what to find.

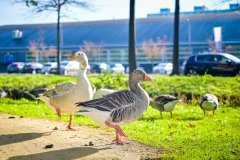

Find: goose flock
38;51;219;144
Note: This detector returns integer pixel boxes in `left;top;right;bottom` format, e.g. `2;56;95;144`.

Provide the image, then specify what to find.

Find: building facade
0;6;240;72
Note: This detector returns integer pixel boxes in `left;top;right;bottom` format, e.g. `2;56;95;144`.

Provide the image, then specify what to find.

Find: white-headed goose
200;93;218;116
75;69;152;144
38;51;94;130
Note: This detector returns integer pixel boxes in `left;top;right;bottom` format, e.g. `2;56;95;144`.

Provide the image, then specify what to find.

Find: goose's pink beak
144;74;152;81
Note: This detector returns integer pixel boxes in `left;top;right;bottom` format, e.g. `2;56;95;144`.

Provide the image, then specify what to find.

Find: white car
63;61;80;76
153;63;173;75
109;63;125;74
41;62;57;74
63;61;91;75
49;61;90;76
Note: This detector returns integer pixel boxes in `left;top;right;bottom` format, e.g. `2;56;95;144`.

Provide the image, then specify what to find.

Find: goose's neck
76;67;88;86
129;82;141;95
129;81;150;105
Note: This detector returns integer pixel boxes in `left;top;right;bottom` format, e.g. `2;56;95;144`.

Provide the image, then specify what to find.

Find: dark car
183;53;240;76
7;62;25;73
22;62;43;74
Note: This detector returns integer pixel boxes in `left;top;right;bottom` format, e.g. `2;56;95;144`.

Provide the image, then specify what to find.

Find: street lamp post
186;18;191;53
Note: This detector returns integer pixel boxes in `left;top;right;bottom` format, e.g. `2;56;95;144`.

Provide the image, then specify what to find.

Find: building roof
0;11;240;50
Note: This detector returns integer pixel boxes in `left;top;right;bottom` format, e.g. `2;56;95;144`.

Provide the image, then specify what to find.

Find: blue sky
0;0;230;26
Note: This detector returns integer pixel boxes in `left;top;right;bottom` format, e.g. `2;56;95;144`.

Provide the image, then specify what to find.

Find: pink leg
105;121;129;144
67;115;77;131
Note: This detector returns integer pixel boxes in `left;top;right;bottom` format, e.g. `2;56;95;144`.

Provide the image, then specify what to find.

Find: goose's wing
41;82;76;106
54;82;77;95
41;82;76;99
76;90;135;112
155;95;179;105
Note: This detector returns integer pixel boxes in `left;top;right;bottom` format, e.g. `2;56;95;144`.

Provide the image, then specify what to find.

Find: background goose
75;69;152;144
38;51;94;130
200;93;218;116
150;95;179;119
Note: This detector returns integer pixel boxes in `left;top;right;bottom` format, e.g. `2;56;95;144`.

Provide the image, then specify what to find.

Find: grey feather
76;90;135;111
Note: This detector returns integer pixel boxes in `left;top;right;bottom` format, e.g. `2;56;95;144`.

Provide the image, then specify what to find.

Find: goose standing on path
75;69;152;144
200;93;218;116
38;51;94;130
150;95;179;119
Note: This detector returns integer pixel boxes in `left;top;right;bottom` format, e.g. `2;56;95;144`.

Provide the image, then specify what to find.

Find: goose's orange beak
144;74;152;81
68;54;77;60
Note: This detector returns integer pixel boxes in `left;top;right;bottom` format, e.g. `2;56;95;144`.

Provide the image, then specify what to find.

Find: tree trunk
172;0;180;75
128;0;137;74
57;1;61;75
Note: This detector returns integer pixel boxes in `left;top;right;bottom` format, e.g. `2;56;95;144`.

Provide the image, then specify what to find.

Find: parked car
22;62;43;74
153;63;173;75
7;62;25;73
90;63;109;73
41;62;57;74
126;65;145;73
49;61;76;75
109;63;125;74
49;61;90;75
183;53;240;76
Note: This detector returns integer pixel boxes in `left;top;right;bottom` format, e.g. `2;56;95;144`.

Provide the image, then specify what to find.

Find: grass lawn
0;98;239;159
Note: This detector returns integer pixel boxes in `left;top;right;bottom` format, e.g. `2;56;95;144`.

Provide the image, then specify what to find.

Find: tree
81;40;102;62
207;38;217;53
172;0;180;75
128;0;137;74
142;36;167;61
16;0;94;74
28;37;57;62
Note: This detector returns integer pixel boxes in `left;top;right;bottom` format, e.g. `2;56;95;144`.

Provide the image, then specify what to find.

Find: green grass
0;98;239;159
0;74;239;159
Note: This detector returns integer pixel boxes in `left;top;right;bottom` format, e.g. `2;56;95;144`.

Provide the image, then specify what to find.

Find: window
187;56;196;63
217;56;229;64
196;55;210;62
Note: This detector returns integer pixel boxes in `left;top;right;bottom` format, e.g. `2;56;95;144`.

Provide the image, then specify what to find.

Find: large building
0;5;240;72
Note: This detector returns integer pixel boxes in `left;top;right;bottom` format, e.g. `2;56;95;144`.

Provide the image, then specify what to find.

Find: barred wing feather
155;95;178;105
76;90;135;112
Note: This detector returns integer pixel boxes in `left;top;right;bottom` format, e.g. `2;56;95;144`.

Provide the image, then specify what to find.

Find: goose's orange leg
105;121;129;144
67;115;77;131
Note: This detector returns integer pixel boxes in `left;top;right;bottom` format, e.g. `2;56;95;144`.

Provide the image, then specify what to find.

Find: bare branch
142;36;167;59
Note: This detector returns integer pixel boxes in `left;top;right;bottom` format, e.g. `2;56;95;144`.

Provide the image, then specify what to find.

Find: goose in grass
150;95;179;119
200;93;218;116
38;51;94;130
75;69;152;144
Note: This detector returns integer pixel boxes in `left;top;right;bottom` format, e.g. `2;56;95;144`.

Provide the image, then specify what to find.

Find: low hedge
0;73;239;107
